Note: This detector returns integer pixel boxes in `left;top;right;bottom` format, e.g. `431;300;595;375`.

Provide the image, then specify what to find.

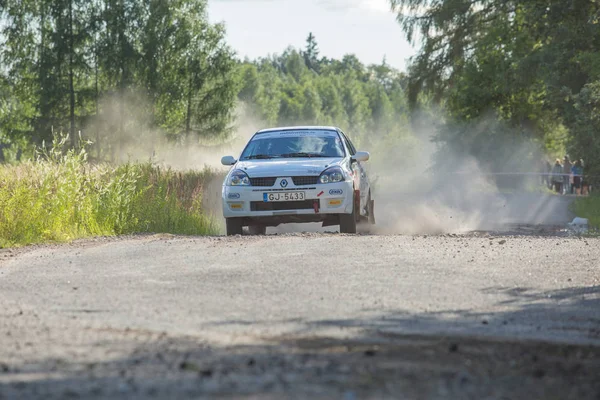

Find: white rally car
220;126;375;235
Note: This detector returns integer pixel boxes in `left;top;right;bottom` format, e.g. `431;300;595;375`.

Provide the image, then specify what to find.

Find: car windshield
240;130;345;160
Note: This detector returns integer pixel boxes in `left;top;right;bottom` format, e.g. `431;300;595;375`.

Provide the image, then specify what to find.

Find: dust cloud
86;93;562;235
368;112;562;235
84;93;260;224
87;93;257;171
268;111;552;235
370;151;503;235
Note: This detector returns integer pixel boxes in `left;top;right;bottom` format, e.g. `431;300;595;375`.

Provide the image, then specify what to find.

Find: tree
282;49;306;82
316;76;347;127
2;14;414;159
234;39;413;145
303;32;320;72
1;0;41;143
255;61;282;125
1;0;239;157
568;81;600;185
147;1;238;140
278;80;305;124
366;83;393;134
301;82;322;124
339;70;371;136
390;0;600;172
237;64;262;103
390;0;600;116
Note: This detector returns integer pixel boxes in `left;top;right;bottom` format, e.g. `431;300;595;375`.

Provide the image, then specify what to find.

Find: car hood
236;158;343;177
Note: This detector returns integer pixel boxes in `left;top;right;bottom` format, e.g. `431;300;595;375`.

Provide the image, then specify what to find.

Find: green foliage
303;33;320;72
390;0;600;170
0;0;238;155
573;195;600;231
235;34;411;147
568;81;600;186
0;135;218;247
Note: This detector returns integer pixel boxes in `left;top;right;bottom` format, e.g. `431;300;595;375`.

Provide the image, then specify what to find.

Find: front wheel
339;195;358;234
225;218;243;236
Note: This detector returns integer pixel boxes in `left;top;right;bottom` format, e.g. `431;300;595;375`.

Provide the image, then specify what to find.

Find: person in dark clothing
580;159;590;195
571;159;583;195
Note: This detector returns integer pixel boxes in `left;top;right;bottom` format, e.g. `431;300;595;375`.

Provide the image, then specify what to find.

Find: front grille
249;176;319;187
249;177;277;187
292;176;319;186
251;200;318;212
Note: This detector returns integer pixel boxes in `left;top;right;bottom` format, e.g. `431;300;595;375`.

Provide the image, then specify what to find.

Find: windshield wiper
282;152;323;158
245;154;275;160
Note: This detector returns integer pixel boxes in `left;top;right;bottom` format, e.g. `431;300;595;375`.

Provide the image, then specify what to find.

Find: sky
207;0;417;71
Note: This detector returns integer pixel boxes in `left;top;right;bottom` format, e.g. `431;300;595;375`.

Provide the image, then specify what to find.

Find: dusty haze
87;95;558;235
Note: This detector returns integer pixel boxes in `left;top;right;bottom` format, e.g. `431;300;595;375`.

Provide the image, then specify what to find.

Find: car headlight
319;167;346;184
227;170;251;186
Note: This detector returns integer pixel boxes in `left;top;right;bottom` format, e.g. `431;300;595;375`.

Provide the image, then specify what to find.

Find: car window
240;130;346;160
339;131;357;156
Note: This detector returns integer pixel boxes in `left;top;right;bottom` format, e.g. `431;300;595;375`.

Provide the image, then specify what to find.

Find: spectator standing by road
551;159;563;193
571;159;583;195
562;155;572;194
580;159;590;195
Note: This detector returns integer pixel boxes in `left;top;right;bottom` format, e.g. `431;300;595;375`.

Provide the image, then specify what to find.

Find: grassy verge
0;139;219;248
572;194;600;231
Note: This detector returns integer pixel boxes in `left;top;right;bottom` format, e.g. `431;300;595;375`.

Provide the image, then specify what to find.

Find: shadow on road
309;285;600;342
2;286;599;399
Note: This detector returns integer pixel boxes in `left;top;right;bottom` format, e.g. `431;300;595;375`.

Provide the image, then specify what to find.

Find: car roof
255;126;340;134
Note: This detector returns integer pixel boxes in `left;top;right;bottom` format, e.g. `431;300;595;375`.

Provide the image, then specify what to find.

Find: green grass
573;194;600;231
0;138;219;248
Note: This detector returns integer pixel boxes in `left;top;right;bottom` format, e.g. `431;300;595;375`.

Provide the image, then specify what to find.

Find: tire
339;194;358;234
225;218;243;236
248;225;267;235
359;192;375;225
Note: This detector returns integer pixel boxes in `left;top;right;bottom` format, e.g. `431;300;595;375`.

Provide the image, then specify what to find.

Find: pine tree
303;32;320;72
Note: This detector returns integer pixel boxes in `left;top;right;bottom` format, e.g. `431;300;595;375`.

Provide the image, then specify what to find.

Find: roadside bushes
573;194;600;232
0;137;218;247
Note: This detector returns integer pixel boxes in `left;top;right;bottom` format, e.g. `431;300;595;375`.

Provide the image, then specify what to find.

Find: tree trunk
118;0;126;160
95;31;100;160
185;65;193;137
68;0;76;149
38;1;46;146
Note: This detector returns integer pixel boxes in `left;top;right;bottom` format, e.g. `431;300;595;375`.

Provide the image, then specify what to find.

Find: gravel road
1;233;599;399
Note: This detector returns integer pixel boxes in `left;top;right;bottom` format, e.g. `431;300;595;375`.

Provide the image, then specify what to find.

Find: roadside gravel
1;233;599;399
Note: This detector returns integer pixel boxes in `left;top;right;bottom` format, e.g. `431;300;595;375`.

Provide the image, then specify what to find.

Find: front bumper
222;178;354;220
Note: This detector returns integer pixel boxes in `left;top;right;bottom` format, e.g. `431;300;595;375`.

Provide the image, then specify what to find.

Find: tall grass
0;136;219;247
573;194;600;231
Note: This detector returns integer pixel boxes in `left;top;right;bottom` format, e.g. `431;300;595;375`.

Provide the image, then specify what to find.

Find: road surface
1;232;599;399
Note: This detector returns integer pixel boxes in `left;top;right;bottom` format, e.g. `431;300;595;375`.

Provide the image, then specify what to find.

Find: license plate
263;192;305;202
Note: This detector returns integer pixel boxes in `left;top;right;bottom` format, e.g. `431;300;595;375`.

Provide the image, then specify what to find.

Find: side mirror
352;151;370;162
221;156;237;166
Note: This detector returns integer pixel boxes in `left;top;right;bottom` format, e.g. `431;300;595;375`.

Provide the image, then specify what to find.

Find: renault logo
280;179;288;188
